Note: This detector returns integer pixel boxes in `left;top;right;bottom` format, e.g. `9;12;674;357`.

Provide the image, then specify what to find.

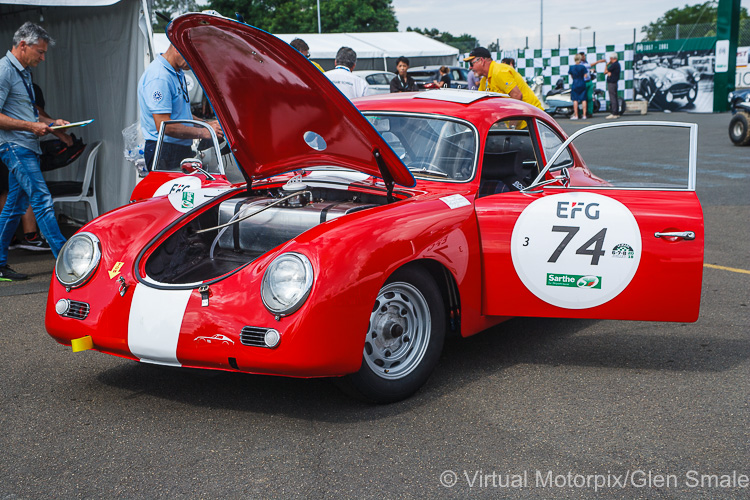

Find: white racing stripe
128;284;192;366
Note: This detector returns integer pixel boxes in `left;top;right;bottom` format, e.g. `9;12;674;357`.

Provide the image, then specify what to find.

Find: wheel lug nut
385;350;391;357
403;336;409;343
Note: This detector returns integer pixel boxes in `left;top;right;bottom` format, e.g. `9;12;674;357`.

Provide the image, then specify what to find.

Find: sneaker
8;235;21;250
606;114;619;119
582;115;588;120
18;232;51;252
570;116;579;120
0;264;28;281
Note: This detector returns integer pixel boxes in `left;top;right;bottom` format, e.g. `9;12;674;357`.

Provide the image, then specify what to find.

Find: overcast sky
391;0;750;49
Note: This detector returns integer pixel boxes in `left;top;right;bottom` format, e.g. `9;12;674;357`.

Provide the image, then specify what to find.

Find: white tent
0;0;153;216
274;32;460;71
155;30;460;73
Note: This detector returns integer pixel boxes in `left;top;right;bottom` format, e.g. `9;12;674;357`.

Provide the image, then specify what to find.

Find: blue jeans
0;143;66;264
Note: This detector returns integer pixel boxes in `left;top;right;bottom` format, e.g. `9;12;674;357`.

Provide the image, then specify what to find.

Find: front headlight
55;232;101;288
261;252;313;316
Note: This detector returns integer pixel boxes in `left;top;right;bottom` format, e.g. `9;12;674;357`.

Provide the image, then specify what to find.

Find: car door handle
654;231;696;240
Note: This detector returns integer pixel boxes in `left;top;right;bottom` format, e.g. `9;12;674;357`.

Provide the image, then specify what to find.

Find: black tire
593;99;601;113
641;80;656;101
340;266;446;403
686;85;698;105
729;112;750;146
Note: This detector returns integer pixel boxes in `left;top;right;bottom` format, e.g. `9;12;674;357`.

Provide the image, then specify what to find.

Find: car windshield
365;114;477;181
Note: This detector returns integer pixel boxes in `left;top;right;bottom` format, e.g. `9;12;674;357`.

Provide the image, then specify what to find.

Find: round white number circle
510;192;642;309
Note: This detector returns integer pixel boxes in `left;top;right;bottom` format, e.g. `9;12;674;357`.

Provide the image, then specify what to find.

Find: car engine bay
143;183;391;285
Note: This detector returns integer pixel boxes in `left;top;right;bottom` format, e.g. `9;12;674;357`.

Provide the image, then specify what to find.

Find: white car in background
353;70;397;95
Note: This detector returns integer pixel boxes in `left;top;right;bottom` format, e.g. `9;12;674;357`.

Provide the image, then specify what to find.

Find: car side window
478;119;540;197
536;121;573;170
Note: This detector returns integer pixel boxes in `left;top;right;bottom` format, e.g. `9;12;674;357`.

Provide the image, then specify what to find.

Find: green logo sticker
612;243;635;259
547;273;602;289
181;192;195;209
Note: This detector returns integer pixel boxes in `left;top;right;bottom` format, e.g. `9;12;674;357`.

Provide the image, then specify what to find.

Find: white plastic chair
51;141;101;221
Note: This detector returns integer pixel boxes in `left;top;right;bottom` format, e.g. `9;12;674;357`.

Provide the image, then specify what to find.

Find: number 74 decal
548;226;607;265
511;193;642;309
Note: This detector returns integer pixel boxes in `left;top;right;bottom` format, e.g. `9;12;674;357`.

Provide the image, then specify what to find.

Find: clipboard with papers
50;119;94;130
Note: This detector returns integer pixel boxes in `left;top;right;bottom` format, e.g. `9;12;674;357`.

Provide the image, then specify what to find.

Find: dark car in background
729;88;750;114
407;66;470;90
728;90;750;146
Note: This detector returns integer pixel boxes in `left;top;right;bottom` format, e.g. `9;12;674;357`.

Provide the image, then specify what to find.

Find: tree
641;1;748;41
153;0;200;33
207;0;398;33
406;27;477;54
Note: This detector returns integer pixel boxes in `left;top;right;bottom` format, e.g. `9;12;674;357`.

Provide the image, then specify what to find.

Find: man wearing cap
464;47;543;110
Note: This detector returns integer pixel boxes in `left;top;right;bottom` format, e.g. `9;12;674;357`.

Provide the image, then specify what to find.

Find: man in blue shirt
0;22;70;281
138;44;223;170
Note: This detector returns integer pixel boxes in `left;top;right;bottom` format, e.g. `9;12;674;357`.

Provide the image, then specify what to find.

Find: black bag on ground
40;134;86;172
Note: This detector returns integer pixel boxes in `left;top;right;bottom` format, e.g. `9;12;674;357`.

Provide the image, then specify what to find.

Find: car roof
354;90;555;134
353;70;395;76
409;65;464;70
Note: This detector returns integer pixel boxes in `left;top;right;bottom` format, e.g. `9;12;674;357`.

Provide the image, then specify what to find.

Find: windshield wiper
408;168;448;178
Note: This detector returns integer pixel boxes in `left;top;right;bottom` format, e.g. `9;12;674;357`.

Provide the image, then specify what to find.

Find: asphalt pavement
0;110;747;499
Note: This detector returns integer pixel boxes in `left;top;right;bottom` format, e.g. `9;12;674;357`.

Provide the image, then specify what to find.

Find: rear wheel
341;266;445;403
729;112;750;146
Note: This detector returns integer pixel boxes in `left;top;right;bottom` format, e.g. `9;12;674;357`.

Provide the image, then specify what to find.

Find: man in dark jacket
604;53;622;118
389;56;417;93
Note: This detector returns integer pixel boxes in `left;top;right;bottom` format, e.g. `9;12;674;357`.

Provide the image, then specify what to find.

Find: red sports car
46;13;704;403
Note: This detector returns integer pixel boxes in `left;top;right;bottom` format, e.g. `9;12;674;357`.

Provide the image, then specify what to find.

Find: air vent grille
64;301;90;320
240;326;271;348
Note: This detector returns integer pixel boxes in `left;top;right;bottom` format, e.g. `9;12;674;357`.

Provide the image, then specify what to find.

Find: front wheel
686;85;698;104
341;266;445;403
729;112;750;146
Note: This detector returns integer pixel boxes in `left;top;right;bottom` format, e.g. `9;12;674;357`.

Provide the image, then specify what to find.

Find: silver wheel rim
732;121;744;138
364;282;431;380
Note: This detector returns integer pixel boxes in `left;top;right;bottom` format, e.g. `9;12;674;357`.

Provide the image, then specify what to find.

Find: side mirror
180;158;215;180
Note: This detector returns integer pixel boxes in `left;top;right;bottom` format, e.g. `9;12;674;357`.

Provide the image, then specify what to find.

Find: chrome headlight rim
55;232;101;288
261;252;314;316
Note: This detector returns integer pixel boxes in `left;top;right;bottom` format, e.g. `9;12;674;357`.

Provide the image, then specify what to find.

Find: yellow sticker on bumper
71;336;93;352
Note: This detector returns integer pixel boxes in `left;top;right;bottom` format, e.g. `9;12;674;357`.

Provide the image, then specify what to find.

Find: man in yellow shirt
464;47;543;110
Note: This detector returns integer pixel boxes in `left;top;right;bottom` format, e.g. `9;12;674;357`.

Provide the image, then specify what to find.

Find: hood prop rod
374;149;394;203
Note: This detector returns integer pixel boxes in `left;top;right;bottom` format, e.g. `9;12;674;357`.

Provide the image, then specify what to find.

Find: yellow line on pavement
704;263;750;275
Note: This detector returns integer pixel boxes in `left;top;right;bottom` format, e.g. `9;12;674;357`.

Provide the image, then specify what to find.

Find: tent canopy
0;0;151;215
156;30;460;72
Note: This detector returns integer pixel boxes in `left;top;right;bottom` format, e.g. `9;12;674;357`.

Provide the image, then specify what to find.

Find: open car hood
168;13;414;187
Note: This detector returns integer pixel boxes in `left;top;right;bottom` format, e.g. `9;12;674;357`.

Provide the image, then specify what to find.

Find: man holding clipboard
0;22;71;281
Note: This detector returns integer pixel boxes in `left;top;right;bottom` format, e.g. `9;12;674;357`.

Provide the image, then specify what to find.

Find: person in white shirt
325;47;369;100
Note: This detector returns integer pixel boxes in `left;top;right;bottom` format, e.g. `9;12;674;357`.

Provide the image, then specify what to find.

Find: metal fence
491;21;750;53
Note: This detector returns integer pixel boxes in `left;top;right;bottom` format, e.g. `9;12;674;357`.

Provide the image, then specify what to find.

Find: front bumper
45;271;368;378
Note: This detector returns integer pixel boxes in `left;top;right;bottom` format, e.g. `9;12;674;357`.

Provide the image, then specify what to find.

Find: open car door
130;119;236;201
475;121;703;322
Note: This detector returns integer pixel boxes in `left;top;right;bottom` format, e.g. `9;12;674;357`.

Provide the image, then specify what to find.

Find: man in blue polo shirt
0;22;70;281
138;44;222;170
